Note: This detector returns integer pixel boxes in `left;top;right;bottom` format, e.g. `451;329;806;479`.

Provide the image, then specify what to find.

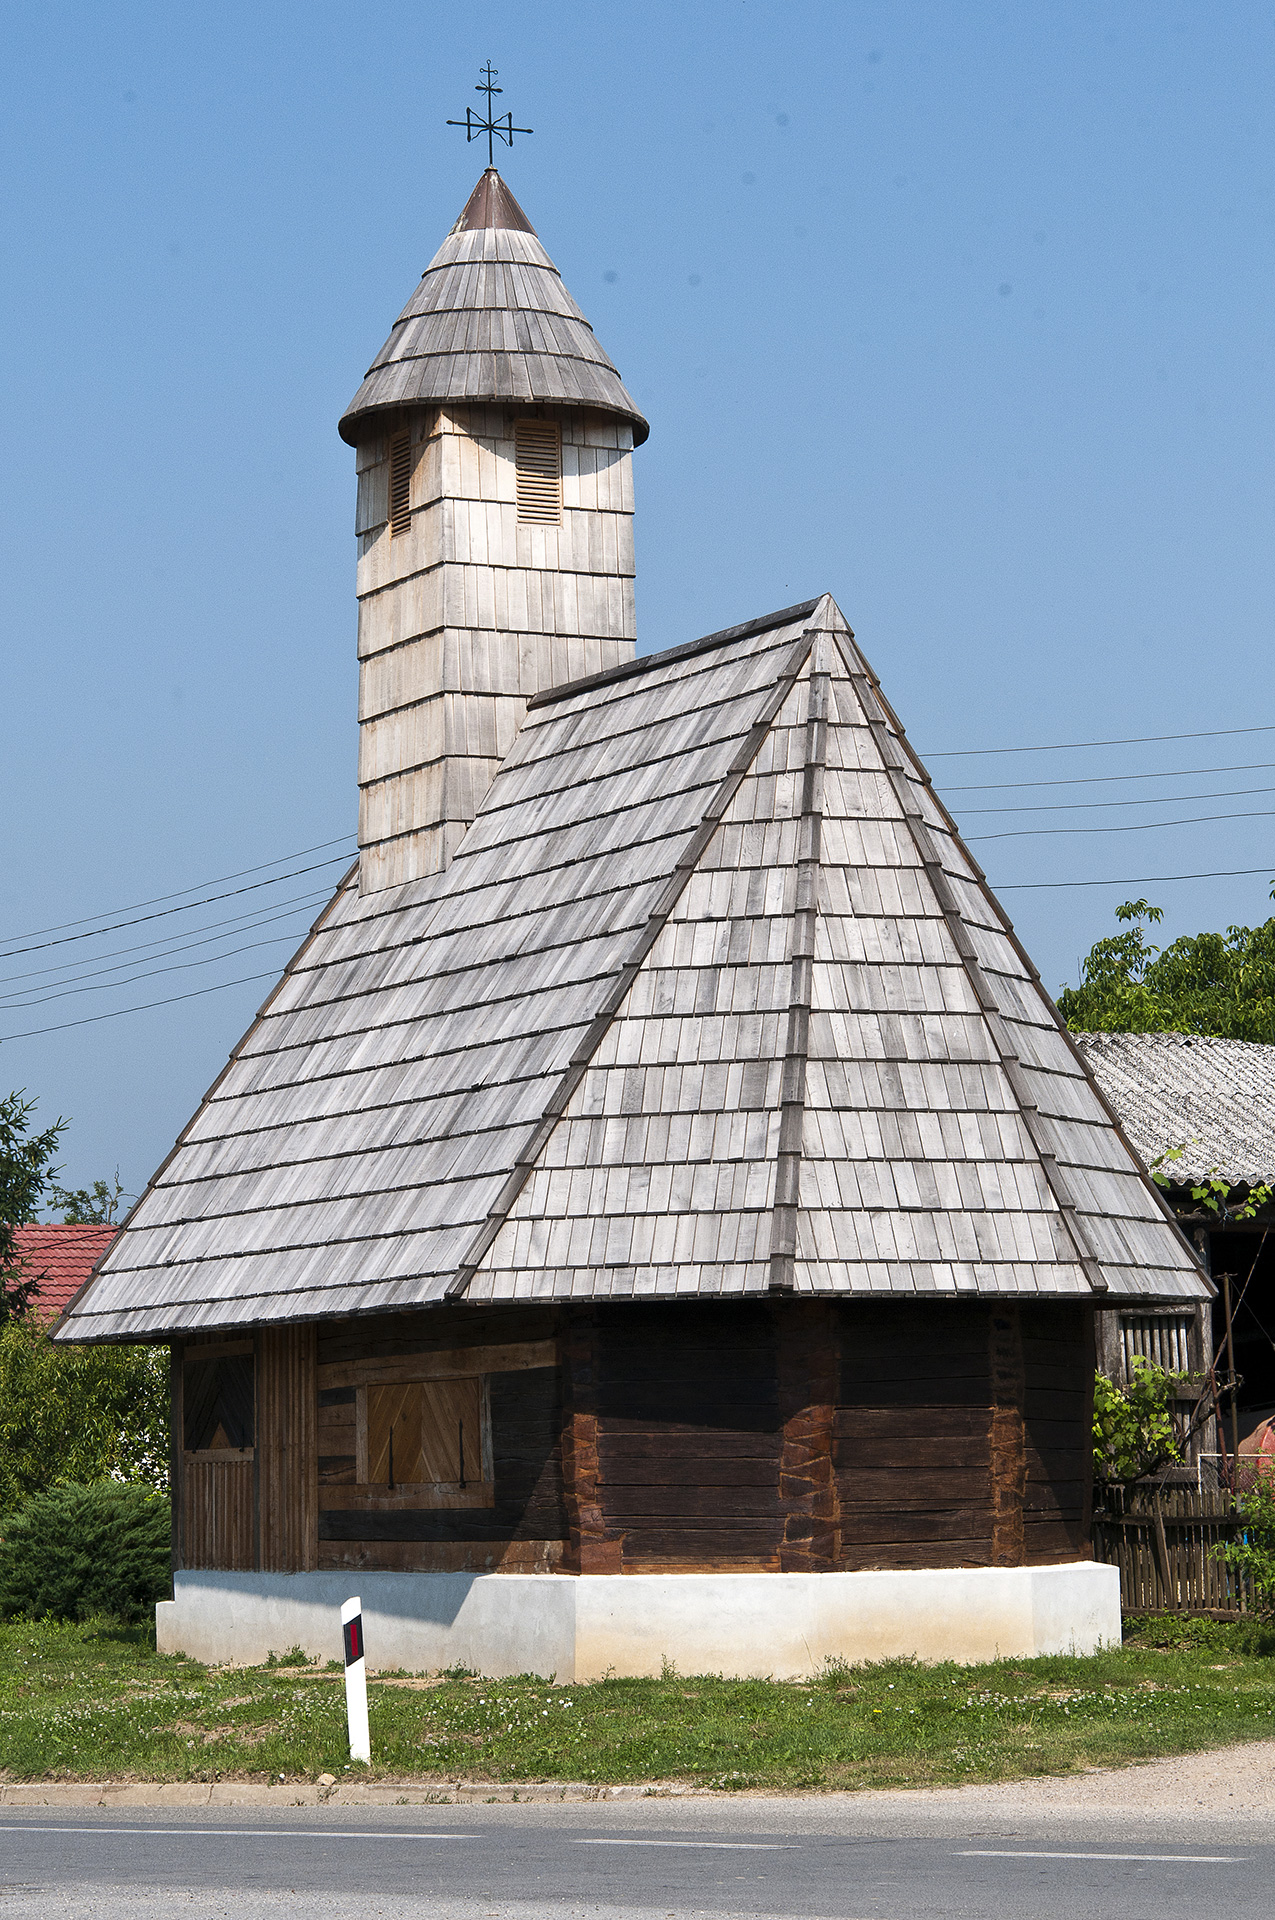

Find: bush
0;1314;168;1520
0;1482;171;1623
1093;1356;1186;1485
1222;1473;1275;1618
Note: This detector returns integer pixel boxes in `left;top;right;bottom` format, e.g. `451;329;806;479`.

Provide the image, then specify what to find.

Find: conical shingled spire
338;168;648;446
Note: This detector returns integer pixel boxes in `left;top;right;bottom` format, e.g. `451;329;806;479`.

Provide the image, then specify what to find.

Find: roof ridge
526;598;826;710
767;636;831;1292
828;628;1204;1297
445;631;819;1301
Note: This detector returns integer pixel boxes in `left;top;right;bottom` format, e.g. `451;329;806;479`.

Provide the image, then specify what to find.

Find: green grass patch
3;1615;1275;1791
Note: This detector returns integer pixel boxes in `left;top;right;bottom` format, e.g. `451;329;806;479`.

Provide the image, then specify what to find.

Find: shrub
0;1314;168;1520
0;1482;171;1623
1093;1357;1186;1485
1222;1473;1275;1618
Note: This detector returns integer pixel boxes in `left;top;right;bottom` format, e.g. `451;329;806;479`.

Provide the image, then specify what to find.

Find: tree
1058;895;1275;1040
0;1311;168;1518
1093;1355;1187;1485
48;1173;130;1225
0;1091;67;1323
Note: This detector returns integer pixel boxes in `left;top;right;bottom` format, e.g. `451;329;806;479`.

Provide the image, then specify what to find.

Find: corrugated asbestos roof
338;168;648;447
1075;1030;1275;1187
58;596;1206;1342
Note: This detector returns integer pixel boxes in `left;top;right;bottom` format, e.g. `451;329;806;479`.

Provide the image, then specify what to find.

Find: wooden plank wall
179;1301;1096;1578
315;1306;565;1573
257;1324;317;1572
1021;1302;1094;1563
583;1303;785;1573
183;1458;254;1570
834;1302;997;1569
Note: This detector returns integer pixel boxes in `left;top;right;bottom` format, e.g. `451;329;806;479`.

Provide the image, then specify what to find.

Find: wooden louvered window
515;419;562;524
183;1345;254;1456
388;429;413;538
350;1368;494;1507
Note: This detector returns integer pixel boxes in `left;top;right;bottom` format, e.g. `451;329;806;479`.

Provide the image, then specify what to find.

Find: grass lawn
2;1614;1275;1792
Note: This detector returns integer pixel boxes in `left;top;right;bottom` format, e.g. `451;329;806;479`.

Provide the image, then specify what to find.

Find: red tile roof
9;1224;118;1317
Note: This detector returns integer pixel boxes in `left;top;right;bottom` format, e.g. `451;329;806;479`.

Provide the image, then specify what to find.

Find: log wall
314;1305;565;1574
176;1299;1096;1577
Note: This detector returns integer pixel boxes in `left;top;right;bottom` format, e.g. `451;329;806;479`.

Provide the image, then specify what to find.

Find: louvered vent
388;430;413;538
515;420;562;524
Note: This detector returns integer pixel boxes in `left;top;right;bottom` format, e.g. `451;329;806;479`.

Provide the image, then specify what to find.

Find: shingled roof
338;168;649;447
58;596;1206;1343
1075;1031;1275;1188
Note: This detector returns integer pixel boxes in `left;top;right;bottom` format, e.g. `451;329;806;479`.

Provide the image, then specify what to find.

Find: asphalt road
0;1799;1268;1920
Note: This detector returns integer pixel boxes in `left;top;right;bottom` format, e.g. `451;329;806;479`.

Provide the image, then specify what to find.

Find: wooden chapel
57;166;1210;1669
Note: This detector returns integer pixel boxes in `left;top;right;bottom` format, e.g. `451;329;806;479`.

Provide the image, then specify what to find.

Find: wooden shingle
59;596;1207;1343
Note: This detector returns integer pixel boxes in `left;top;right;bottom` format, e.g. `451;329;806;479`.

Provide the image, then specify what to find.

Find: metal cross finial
447;63;533;169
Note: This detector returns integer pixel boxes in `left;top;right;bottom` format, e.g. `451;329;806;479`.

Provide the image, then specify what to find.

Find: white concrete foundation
157;1562;1120;1678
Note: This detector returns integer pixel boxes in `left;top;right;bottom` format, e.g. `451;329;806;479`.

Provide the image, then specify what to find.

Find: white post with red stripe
341;1595;371;1765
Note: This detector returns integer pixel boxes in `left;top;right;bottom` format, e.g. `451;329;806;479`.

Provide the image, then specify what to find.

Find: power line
0;889;334;991
944;760;1275;796
0;930;313;1013
927;722;1275;759
0;969;286;1043
3;836;355;942
968;805;1275;842
960;782;1275;818
997;866;1275;892
0;853;356;963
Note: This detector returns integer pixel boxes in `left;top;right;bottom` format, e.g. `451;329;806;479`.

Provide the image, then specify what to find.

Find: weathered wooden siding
356;403;637;891
835;1302;996;1570
183;1458;254;1571
180;1300;1096;1579
315;1307;565;1573
578;1304;785;1573
1021;1302;1094;1564
257;1325;317;1572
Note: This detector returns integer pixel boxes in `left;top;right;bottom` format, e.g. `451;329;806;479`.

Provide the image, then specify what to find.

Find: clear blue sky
3;1;1273;1201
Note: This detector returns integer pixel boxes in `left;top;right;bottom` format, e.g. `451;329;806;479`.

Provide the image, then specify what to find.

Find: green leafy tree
0;1091;67;1322
48;1173;130;1225
1058;895;1275;1040
1222;1473;1275;1616
1150;1144;1272;1220
0;1313;168;1519
1093;1356;1186;1485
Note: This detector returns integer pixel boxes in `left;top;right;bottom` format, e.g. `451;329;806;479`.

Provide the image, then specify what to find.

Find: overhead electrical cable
926;722;1275;759
967;805;1275;842
0;970;286;1042
997;866;1275;892
0;890;335;991
0;931;321;1012
0;852;356;963
959;782;1275;818
942;759;1275;795
2;836;355;943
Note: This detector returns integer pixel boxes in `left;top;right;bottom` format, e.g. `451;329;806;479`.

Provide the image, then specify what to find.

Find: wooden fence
1091;1486;1255;1616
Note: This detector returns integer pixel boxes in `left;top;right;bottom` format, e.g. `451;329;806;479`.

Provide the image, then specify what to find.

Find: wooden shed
57;169;1209;1675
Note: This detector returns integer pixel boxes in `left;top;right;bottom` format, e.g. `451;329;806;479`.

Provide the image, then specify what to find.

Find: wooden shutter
515;420;561;524
388;430;413;538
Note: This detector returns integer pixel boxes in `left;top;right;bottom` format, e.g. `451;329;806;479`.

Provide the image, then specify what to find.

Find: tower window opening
388;430;413;538
515;420;562;524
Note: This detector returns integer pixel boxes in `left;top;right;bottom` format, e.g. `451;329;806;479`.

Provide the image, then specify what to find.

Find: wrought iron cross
447;63;533;168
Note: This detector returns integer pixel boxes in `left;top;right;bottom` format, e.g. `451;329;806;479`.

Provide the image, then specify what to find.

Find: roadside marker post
341;1595;371;1765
